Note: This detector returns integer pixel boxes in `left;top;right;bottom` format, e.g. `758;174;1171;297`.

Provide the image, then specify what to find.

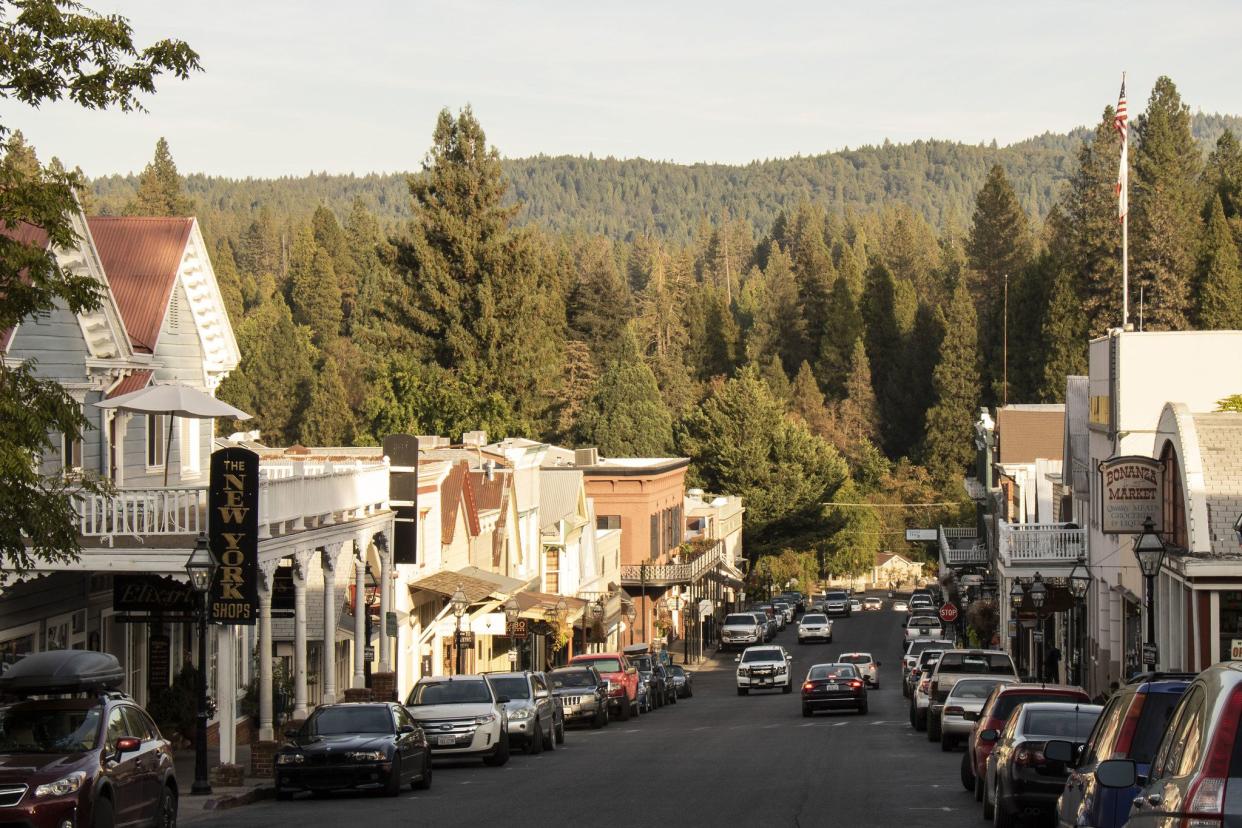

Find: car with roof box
0;650;178;828
926;649;1018;742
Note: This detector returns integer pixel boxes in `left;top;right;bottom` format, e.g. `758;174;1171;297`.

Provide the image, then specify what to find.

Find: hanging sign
113;574;196;614
209;447;260;625
1098;456;1163;535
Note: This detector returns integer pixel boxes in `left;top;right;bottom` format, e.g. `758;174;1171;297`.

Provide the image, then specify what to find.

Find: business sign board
114;574;196;614
1098;456;1164;535
906;529;938;542
209;447;260;625
1231;639;1242;660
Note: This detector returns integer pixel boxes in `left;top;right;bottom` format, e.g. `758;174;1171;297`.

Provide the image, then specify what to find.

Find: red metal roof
1;221;52;351
107;369;153;399
441;461;481;545
87;217;192;354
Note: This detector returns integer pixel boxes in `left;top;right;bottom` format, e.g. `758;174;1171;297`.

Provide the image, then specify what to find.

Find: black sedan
801;663;868;716
275;702;432;799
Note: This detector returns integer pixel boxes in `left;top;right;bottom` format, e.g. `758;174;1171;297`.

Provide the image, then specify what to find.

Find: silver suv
405;675;510;766
720;612;765;651
484;671;563;755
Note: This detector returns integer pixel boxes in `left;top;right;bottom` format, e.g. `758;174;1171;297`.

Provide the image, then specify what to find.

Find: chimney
574;447;599;467
484;459;496;481
462;431;487;448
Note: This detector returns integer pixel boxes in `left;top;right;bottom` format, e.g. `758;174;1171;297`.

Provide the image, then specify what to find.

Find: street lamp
1029;573;1048;681
504;596;521;669
450;584;468;674
1068;561;1090;686
1133;517;1167;671
1009;580;1025;609
622;602;637;646
185;532;217;796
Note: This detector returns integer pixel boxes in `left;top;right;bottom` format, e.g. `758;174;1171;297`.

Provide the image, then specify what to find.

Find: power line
821;501;963;508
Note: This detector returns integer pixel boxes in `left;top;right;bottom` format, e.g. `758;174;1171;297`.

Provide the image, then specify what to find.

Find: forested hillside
51;78;1242;583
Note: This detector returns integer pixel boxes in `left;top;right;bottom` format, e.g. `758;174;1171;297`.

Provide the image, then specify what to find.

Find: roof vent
484;460;496;481
575;447;599;467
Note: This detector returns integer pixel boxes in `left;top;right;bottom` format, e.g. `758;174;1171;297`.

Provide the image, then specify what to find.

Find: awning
514;590;587;624
408;566;528;606
718;559;746;585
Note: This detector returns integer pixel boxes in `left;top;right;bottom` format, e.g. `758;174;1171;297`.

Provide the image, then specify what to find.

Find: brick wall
250;740;277;779
343;687;374;703
371;672;397;702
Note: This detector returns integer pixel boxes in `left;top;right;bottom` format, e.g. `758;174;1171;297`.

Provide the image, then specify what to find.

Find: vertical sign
209;447;259;624
147;634;171;691
383;434;419;565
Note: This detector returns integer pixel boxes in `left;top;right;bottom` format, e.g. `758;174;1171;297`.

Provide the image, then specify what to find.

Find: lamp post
623;602;637;646
1133;516;1167;671
1009;579;1026;675
1069;560;1090;687
586;599;604;654
185;532;217;797
552;596;567;666
504;596;521;669
450;584;468;674
1029;573;1048;681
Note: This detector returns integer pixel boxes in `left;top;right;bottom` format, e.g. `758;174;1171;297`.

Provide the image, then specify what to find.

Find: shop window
1220;592;1242;662
0;628;36;671
1160;442;1187;549
597;515;621;531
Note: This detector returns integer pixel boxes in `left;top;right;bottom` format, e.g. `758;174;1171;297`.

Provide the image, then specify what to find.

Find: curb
203;785;275;811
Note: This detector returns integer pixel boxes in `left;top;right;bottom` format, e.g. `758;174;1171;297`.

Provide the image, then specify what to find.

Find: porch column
379;534;392;670
217;626;236;765
292;549;312;719
258;560;277;742
114;413;131;487
353;533;368;688
321;543;343;705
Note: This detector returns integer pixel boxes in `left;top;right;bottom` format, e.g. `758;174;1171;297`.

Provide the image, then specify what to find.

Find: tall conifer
1196;195;1242;329
920;279;980;488
124;137;194;216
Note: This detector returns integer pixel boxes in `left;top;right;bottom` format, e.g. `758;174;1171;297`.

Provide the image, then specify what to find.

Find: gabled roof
108;369;153;399
440;461;480;545
87;217;192;354
1192;412;1242;557
996;405;1066;465
540;468;584;530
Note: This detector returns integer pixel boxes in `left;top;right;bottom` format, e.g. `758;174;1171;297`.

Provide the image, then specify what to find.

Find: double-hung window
147;414;166;469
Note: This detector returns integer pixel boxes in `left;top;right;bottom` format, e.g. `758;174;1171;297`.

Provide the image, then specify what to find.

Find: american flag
1115;76;1128;221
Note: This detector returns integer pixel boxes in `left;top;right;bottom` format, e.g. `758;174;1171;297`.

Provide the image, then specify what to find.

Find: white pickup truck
903;614;945;646
925;650;1018;742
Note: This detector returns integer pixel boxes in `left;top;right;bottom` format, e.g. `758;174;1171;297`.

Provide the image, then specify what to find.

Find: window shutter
650;515;659;560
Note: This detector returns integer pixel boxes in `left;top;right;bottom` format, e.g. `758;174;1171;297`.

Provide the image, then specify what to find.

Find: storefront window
1160;443;1187;549
1219;592;1242;662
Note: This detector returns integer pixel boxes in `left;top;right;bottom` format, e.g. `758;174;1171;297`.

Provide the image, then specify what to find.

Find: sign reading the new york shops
1098;455;1164;535
209;447;259;625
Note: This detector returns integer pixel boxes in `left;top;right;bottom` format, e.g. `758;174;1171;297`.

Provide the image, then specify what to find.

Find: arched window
1160;441;1187;549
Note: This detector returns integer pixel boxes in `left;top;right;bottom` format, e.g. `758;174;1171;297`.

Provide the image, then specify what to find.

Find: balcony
939;527;988;568
998;521;1085;567
75;460;390;543
621;541;726;587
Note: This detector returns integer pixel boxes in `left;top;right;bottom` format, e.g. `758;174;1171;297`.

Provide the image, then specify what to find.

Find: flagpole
1122;204;1129;328
1118;71;1129;329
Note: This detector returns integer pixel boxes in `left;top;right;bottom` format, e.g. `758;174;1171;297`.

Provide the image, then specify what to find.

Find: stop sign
939;603;959;623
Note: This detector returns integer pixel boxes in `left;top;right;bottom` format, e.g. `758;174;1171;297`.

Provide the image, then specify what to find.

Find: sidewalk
173;744;275;823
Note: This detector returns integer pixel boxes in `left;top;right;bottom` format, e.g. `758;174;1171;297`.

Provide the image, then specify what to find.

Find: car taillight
1184;685;1242;824
1014;746;1045;767
803;682;815;691
1113;692;1146;757
945;706;964;717
849;680;863;689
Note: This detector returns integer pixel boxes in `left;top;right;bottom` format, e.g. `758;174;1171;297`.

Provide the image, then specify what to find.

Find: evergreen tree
920;279;980;489
1037;259;1088;402
747;244;803;373
1132;76;1204;330
212;237;245;323
759;353;792;403
551;339;599;440
789;361;833;438
567;236;631;363
1206;130;1242;222
236;206;282;282
817;275;863;398
124;137;194;216
287;226;342;345
694;285;738;379
861;263;902;455
311;205;355;324
1063;108;1125;336
835;338;879;447
574;329;674;456
823;479;881;576
299;355;355;445
362;356;520;443
1196;195;1242;329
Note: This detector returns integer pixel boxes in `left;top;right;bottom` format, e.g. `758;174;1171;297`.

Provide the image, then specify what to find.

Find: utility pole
1003;273;1009;408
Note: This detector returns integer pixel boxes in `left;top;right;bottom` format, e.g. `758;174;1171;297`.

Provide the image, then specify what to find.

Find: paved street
191;601;970;828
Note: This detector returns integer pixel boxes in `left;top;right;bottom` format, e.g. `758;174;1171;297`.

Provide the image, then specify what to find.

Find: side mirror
398;723;417;735
1095;759;1138;789
283;728;300;740
115;736;141;754
978;729;999;743
1043;739;1074;763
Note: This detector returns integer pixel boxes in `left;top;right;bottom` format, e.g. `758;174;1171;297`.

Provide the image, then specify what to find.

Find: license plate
435;735;457;746
824;683;839;691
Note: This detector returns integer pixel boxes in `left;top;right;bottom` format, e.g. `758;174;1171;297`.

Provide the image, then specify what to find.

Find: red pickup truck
570;652;640;720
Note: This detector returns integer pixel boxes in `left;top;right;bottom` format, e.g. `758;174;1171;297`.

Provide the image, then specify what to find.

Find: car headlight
346;750;386;763
776;665;787;675
474;713;497;724
737;667;748;676
509;707;532;720
34;772;85;798
276;753;304;765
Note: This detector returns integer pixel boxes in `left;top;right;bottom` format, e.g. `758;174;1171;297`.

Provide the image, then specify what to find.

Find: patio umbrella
95;382;252;484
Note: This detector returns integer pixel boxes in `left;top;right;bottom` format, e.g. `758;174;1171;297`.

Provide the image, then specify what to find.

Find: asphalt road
191;598;973;828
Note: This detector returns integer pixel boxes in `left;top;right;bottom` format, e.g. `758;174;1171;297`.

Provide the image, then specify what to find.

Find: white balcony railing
76;460;390;539
998;521;1085;566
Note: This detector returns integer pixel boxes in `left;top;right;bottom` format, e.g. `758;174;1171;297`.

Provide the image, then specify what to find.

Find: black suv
0;650;178;828
626;653;675;708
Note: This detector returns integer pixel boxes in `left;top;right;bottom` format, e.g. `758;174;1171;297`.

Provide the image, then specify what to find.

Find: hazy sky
10;0;1242;178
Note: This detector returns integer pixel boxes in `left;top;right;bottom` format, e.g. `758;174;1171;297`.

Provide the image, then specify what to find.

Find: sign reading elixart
1098;455;1164;535
209;447;260;624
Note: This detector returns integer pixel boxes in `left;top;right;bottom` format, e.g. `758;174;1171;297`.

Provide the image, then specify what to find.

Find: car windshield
936;653;1013;673
1024;709;1100;739
838;654;871;664
991;692;1086;722
948;679;1009;700
0;701;101;753
310;707;393;735
408;679;492;705
630;656;653;671
576;658;622;673
809;665;856;679
487;677;531;700
725;615;757;626
801;615;829;625
908;616;940;627
741;650;783;664
549;670;596;689
670;666;685;677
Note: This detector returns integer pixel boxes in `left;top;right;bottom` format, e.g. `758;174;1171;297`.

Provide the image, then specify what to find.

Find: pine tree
789;361;833;438
567;236;631;363
299;355;355;446
287;226;342;345
861;263;902;455
311;205;355;325
124;137;194;216
835;338;879;446
575;329;675;456
760;353;792;403
784;203;837;369
236;207;282;281
817;275;863;398
1206;130;1242;222
1196;195;1242;329
699;286;739;378
212;237;245;323
551;339;599;440
966;164;1033;404
1132;76;1204;330
747;243;803;373
1063;108;1124;337
1037;259;1088;402
920;279;981;489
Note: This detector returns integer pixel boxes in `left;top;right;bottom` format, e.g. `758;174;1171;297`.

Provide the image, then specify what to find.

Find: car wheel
592;707;606;729
685;687;693;698
669;691;677;705
928;714;941;742
91;796;114;828
781;682;792;694
974;765;984;802
981;776;994;819
858;700;868;715
483;732;509;766
617;698;631;721
737;687;748;696
383;756;402;797
544;718;557;750
413;750;432;790
960;751;975;791
157;784;177;827
527;722;544;755
941;732;956;752
992;781;1012;827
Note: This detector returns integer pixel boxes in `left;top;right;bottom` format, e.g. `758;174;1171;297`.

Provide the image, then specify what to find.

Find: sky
8;0;1242;179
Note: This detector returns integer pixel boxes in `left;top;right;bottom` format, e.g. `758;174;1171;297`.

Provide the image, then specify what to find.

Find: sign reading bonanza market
1098;455;1163;535
209;447;260;624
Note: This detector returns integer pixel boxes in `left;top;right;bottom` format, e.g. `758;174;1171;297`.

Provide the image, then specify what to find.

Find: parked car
982;702;1102;826
903;639;956;697
547;665;611;729
1049;672;1192;828
926;650;1018;742
751;609;779;641
863;597;883;611
485;671;562;754
772;601;794;623
910;659;941;731
625;645;676;707
758;604;786;631
405;675;510;766
0;650;178;828
937;676;1015;751
849;599;863;614
963;683;1091;801
569;653;640;720
797;613;834;644
276;702;431;799
823;591;852;618
836;652;880;688
903;614;945;647
720;612;766;651
1094;662;1242;828
801;663;868;716
736;646;794;695
778;592;806;613
669;664;694;699
892;600;910;613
